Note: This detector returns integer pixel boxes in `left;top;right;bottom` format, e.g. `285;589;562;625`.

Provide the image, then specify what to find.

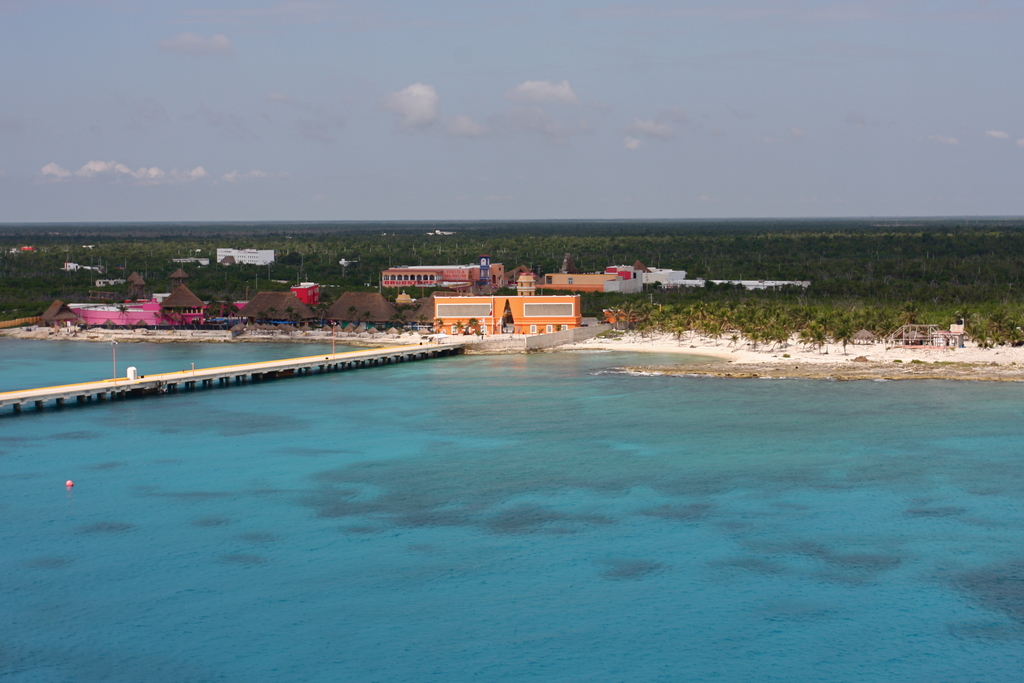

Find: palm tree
833;318;855;355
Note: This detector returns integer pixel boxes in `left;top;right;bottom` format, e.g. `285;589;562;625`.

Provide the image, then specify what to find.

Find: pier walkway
0;342;465;415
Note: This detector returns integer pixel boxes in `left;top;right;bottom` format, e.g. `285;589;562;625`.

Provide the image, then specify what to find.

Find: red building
382;256;506;290
290;282;320;306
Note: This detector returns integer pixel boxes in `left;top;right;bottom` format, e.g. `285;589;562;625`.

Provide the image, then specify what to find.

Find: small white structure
216;248;275;266
64;262;103;273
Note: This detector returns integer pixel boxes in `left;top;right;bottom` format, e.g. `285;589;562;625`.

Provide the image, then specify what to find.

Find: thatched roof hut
169;268;189;287
40;300;82;325
160;284;205;311
853;329;876;344
327;292;398;325
236;291;315;322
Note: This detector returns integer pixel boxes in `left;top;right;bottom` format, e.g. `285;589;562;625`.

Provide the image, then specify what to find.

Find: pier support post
13;403;21;413
35;400;44;410
56;398;64;407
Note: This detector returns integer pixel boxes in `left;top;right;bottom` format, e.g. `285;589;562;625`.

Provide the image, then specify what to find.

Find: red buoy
65;480;74;488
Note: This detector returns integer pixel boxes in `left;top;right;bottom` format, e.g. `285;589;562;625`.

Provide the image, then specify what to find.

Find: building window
568;278;573;285
530;325;537;334
451;325;458;334
546;325;554;333
546;276;552;284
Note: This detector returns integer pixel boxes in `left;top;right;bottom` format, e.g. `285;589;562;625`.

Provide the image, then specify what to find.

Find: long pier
0;342;465;415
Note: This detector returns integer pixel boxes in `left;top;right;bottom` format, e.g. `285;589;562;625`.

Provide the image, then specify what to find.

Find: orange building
434;294;581;335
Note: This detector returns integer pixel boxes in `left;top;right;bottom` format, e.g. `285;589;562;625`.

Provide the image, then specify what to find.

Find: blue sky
1;0;1022;221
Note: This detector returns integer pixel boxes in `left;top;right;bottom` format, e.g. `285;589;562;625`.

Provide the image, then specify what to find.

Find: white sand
562;331;1024;367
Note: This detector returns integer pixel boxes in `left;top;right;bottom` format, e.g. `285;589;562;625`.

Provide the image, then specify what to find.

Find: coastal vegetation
3;219;1024;344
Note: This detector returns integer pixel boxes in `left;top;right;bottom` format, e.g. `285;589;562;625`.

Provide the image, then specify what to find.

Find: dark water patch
219;554;266;565
953;560;1024;624
85;460;127;471
53;431;101;440
757;541;902;583
597;558;667;580
192;516;231;527
237;532;276;543
76;521;135;534
487;505;566;533
904;506;966;518
342;525;383;534
640;503;713;521
24;556;74;569
947;621;1023;641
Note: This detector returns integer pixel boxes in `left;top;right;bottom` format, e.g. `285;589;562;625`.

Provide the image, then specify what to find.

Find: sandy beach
0;326;419;348
561;331;1024;382
8;325;1024;381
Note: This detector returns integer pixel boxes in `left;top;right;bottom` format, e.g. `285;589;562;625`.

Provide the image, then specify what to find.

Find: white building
643;268;689;286
216;248;275;266
666;278;810;290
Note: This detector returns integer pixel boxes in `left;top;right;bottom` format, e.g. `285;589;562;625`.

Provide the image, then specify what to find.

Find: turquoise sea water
1;339;1023;682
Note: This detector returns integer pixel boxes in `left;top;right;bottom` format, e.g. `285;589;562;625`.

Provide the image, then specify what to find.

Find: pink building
67;285;207;327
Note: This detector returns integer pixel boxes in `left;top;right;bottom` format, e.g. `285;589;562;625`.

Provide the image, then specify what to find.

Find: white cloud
446;115;489;138
1017;139;1024;147
505;80;579;105
928;135;959;145
381;83;439;130
159;33;233;56
41;162;71;179
221;170;272;182
43;160;206;184
623;136;644;150
628;118;675;139
986;130;1010;139
75;160;135;178
626;108;689;140
790;127;804;139
173;167;208;181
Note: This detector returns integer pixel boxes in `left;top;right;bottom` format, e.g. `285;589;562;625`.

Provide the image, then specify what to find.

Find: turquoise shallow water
1;340;1023;682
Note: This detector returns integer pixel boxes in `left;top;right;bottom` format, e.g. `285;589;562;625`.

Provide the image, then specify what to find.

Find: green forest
2;218;1024;340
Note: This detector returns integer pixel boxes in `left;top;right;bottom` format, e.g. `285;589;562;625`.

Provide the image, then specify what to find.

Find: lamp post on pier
111;341;118;382
331;322;337;355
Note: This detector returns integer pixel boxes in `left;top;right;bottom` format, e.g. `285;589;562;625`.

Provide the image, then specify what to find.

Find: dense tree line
2;219;1024;334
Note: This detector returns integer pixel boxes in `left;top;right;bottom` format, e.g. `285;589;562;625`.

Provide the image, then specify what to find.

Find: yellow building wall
434;295;581;335
541;273;617;292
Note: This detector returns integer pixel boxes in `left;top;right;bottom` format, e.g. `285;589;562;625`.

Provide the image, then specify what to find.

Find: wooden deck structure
886;324;964;349
0;342;465;415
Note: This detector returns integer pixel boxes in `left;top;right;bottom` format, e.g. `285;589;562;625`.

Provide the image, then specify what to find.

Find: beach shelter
327;292;398;327
236;291;315;323
853;329;876;344
39;300;82;327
